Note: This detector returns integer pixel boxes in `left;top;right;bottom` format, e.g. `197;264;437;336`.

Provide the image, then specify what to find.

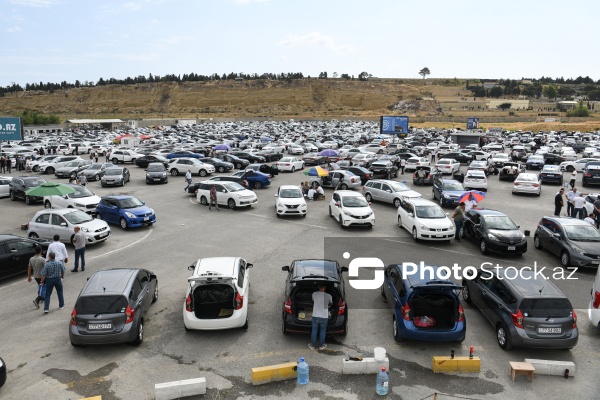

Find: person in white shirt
46;234;68;264
316;185;325;200
565;187;578;217
583;214;595;226
571;194;586;219
184;170;192;192
569;171;577;189
307;187;316;200
309;285;332;351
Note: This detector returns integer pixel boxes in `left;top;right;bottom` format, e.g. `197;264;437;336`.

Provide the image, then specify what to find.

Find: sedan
198;157;234;173
363;180;421;208
463;170;488;191
397;198;455;241
434;159;460;175
287;144;305;155
351;153;378;168
276;157;304;172
512;173;541;196
101;167;131;187
166;151;202;160
405;157;430;172
432;178;467;207
302;152;328;166
82;162;114;181
440;152;472;164
460;209;527;255
329;190;375;228
525;155;545;170
467;160;489;175
135;155;170;168
0;234;50;280
538;165;563;185
231;170;271;189
275;185;307;217
54;160;93;179
27;209;111;244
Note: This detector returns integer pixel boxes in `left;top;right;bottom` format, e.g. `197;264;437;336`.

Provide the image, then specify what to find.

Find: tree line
467;78;600;101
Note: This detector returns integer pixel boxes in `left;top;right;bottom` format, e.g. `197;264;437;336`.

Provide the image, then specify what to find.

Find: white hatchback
196;181;257;209
183;257;252;331
27;208;111;244
397;198;455;241
0;176;12;198
463;170;488;191
275;185;307;217
329;190;375;228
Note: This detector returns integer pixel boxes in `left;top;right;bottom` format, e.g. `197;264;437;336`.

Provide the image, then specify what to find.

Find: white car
351;153;378;167
435;159;460;174
29;155;59;172
463;170;488;191
275;185;307;218
27;208;111;244
43;184;101;215
263;144;286;154
583;147;599;158
196;181;257;209
589;267;600;329
37;155;83;175
183;257;251;330
110;150;142;164
359;144;385;154
0;176;12;198
321;141;339;150
561;150;577;161
287;144;305;155
405;157;430;172
512;173;541;196
168;157;215;177
362;179;421;208
397;198;455;241
276;157;304;172
491;153;510;167
329;190;375;228
560;158;600;172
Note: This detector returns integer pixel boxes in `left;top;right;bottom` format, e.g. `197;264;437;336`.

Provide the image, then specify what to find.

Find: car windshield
63;210;93;224
147;165;164;172
416;206;446;218
116;197;144;209
68;186;94;198
484;216;518;230
25;178;46;187
76;295;128;314
223;182;245;192
280;158;294;162
87;164;102;170
564;225;600;241
443;182;464;191
280;188;302;198
390;182;410;192
341;196;368;207
104;169;123;176
65;161;80;167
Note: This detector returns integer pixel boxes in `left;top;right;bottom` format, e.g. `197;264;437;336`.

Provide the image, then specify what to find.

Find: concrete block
155;377;206;400
342;357;389;375
525;359;576;377
251;362;297;385
432;356;481;373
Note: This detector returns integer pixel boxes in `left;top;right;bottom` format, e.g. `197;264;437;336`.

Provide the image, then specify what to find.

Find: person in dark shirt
554;188;564;216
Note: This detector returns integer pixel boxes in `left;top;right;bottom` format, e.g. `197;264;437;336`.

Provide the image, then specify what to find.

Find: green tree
542;84;558;99
567;101;590;117
489;86;504;98
419;67;431;79
358;72;370;81
497;102;512;111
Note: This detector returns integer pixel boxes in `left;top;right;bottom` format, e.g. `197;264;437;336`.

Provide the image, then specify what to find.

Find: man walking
105;150;110;163
554;188;564;217
400;158;406;174
46;234;68;264
451;202;466;241
569;170;577;190
39;252;66;314
71;226;86;272
78;171;87;186
185;169;192;192
565;187;578;217
571;193;586;219
308;284;332;351
208;185;220;211
27;246;46;308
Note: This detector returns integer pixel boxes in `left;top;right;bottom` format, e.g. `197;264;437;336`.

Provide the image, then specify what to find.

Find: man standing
39;252;65;313
105;150;110;163
185;170;192;192
451;202;466;241
78;171;87;186
571;193;586;219
565;187;578;217
27;246;46;308
309;284;332;351
431;151;436;163
417;168;426;186
554;188;564;217
71;226;86;272
464;194;478;212
400;158;406;174
569;170;577;190
208;185;220;211
46;234;68;264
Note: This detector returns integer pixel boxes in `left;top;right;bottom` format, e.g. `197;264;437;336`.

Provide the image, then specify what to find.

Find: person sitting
307;187;316;201
315;184;325;200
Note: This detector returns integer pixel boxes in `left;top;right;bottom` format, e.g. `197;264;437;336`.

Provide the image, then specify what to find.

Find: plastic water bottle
297;357;309;385
376;366;389;395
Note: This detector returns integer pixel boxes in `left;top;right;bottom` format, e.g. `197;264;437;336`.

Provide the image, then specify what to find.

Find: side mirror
335;202;340;207
274;194;278;197
246;263;253;269
408;213;413;218
60;223;67;227
63;195;68;199
341;266;349;273
282;265;290;272
552;232;561;239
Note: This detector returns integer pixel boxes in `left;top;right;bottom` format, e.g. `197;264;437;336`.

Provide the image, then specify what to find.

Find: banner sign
466;117;479;130
380;116;408;137
0;117;23;141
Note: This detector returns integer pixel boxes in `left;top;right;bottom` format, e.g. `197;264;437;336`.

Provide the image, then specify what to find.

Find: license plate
538;327;562;334
435;234;443;237
154;178;160;181
89;323;112;330
508;246;516;250
144;217;149;221
99;232;109;238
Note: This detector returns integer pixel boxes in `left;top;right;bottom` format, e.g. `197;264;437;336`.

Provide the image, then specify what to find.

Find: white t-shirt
570;172;577;180
572;196;586;209
312;290;332;319
464;200;477;211
316;186;324;195
307;189;316;199
584;216;595;225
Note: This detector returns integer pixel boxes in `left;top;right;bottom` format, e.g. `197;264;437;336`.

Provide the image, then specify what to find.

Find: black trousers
554;205;562;216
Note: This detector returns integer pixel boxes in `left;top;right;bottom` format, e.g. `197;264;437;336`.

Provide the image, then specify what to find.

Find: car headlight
419;224;428;230
277;201;283;207
149;208;155;214
488;233;499;241
345;211;356;218
74;202;84;207
162;173;167;177
572;246;585;255
443;194;450;198
125;212;136;218
81;227;90;232
364;211;373;217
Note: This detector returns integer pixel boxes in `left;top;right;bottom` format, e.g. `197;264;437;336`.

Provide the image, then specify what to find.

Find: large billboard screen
380;116;408;136
0;117;23;141
467;117;479;130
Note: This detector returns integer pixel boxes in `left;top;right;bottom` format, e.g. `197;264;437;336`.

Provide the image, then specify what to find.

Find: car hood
147;171;166;176
567;240;600;254
122;206;153;216
488;229;524;240
79;218;110;231
56;166;78;172
342;206;373;216
416;217;453;228
442;190;466;197
278;197;306;206
396;190;422;198
235;189;257;198
103;174;124;180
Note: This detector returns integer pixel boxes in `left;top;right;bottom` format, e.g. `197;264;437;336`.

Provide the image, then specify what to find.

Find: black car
82;162;114;181
582;163;600;187
460;209;527;255
230;151;266;164
342;166;372;184
281;259;348;336
217;154;250;170
0;234;50;280
461;267;578;350
145;162;168;184
135;155;169;168
69;268;158;346
538;165;563;184
440;152;473;164
369;161;399;179
198;157;234;173
543;153;567;165
9;176;47;205
302;153;329;166
255;150;283;162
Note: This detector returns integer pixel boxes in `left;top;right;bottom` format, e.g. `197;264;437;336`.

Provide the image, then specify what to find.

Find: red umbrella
115;134;133;141
458;190;486;203
139;135;153;140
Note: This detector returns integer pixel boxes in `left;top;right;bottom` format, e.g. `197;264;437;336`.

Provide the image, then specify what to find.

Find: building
449;131;486;147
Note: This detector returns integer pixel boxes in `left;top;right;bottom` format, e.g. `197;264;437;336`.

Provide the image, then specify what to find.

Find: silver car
310;170;362;190
362;179;422;208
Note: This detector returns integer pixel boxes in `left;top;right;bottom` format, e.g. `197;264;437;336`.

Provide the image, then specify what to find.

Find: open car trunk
291;286;339;325
409;293;457;330
192;284;235;319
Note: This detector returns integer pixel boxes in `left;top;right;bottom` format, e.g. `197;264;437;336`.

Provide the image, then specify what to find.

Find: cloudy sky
1;0;598;87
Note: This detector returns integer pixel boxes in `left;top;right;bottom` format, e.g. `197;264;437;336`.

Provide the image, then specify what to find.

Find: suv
183;257;252;331
582;162;600;187
168;158;215;177
534;217;600;268
196;181;257;209
363;179;421;208
462;268;578;350
9;176;47;205
38;156;82;174
281;259;348;336
461;210;527;255
369;160;399;179
111;150;141;164
382;264;465;342
69;268;158;346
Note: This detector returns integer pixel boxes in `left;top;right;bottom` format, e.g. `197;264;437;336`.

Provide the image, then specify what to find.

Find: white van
590;268;600;330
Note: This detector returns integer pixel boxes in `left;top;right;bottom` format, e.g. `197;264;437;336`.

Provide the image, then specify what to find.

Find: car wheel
228;199;236;209
9;192;15;201
152;282;159;303
340;183;348;190
439;195;443;206
533;235;543;249
566;166;575;172
218;166;225;173
29;232;39;239
171;169;179;176
32;166;39;172
496;323;512;350
462;283;472;304
112;158;118;164
120;179;125;187
397;216;402;228
328;206;333;217
365;193;373;202
120;218;128;230
47;167;55;174
412;227;418;241
200;196;208;206
339;216;344;229
480;240;488;254
25;196;33;205
561;251;570;268
132;320;143;346
393;316;403;342
254;182;262;189
236;163;242;169
199;169;207;177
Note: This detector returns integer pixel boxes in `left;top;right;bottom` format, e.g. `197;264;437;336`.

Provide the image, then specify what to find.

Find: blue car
525;155;545;170
232;170;271;189
166;151;202;160
96;195;156;230
382;264;466;342
431;178;466;207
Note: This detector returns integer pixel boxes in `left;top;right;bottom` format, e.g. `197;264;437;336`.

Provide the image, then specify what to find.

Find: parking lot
0;160;599;400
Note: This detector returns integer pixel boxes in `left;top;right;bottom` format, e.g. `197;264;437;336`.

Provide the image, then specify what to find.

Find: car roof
396;264;453;287
472;209;505;217
405;198;439;206
102;194;135;200
497;268;565;298
291;259;339;278
0;234;32;242
194;257;240;277
334;190;362;196
546;216;595;227
82;269;138;296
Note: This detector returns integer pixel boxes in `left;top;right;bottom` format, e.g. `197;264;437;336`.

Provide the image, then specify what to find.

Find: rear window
76;295;128;314
520;298;571;318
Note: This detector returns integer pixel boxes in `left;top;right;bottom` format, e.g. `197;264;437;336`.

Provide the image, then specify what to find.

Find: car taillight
366;174;370;179
185;294;192;312
351;178;355;183
511;309;524;328
514;182;520;186
457;304;464;322
401;303;411;321
584;173;592;177
125;305;135;324
532;183;539;187
427;174;432;178
284;297;292;314
71;307;77;326
572;309;577;328
235;292;243;310
594;291;600;309
338;298;346;315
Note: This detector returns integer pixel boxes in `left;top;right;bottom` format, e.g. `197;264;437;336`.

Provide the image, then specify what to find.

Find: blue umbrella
318;149;340;157
214;144;231;151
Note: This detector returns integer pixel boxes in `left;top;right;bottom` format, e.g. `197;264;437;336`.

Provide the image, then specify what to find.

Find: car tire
171;169;179;176
120;218;128;230
328;206;333;217
534;235;543;249
561;251;570;268
339;216;344;229
200;196;208;206
199;169;207;177
480;240;488;254
496;323;512;350
397;216;403;229
120;179;125;187
218;166;225;173
254;182;262;189
412;227;418;241
131;320;143;346
439;195;444;207
236;163;242;169
365;193;373;202
228;199;236;209
112;158;119;164
393;316;403;342
241;318;249;331
46;167;55;174
462;282;472;304
32;166;39;172
29;232;39;239
152;282;159;303
340;183;348;190
25;196;33;206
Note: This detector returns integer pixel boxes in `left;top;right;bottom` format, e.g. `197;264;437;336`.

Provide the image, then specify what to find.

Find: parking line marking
88;228;153;260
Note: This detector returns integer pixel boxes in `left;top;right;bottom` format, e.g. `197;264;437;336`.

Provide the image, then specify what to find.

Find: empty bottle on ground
297;357;309;385
376;366;389;395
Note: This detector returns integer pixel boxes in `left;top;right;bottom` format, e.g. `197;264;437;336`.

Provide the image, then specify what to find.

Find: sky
1;0;599;87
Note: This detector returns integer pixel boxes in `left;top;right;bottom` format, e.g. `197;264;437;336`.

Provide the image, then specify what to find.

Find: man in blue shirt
40;252;66;314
